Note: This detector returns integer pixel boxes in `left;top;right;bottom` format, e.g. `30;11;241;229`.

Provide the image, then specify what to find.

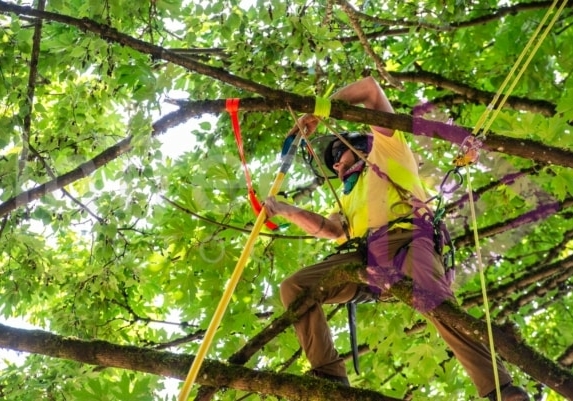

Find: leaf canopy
0;0;573;400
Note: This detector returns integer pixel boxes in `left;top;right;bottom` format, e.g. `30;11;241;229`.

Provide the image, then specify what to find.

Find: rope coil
313;97;331;118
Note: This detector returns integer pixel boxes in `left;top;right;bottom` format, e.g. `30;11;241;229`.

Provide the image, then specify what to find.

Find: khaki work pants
279;229;512;397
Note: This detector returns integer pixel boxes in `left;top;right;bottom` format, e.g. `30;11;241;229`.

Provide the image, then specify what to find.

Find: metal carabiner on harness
438;167;464;196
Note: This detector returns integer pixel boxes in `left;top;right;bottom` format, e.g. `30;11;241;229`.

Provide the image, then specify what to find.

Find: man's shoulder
370;130;410;154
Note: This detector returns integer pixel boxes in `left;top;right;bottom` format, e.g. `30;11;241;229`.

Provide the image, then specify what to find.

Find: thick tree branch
0;323;400;401
5;271;573;400
1;96;572;219
163;100;573;169
1;3;568;128
194;289;348;401
0;3;571;225
219;262;573;399
0;101;196;218
317;266;573;398
394;69;558;116
387;281;573;400
2;263;573;398
0;2;290;100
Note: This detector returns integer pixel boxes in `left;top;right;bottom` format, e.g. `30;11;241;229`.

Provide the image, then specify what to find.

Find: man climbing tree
265;76;529;401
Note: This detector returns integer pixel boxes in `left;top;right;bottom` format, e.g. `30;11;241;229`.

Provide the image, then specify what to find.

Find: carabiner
439;167;464;194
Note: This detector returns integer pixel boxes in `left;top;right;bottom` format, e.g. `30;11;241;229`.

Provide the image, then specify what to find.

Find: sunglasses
331;142;349;165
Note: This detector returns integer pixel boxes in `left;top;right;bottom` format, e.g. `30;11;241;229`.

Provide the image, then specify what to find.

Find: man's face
331;142;355;180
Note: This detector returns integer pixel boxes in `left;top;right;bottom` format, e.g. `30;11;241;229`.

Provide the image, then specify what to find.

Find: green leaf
225;12;242;32
552;169;573;200
555;91;573;122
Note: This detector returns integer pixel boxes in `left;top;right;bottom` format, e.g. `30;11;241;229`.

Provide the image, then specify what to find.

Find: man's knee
279;275;300;308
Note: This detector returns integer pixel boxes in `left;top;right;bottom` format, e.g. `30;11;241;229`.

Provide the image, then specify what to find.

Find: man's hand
288;113;319;137
265;196;344;239
264;196;295;218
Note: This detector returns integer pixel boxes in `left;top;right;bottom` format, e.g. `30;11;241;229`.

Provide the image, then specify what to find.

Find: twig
18;0;46;180
161;195;313;240
337;0;404;91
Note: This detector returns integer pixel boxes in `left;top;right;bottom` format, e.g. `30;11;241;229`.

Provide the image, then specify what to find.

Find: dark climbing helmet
324;133;370;174
306;132;370;178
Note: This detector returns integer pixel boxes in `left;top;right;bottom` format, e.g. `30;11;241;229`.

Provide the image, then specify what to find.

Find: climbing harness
302;118;461;374
318;118;457;265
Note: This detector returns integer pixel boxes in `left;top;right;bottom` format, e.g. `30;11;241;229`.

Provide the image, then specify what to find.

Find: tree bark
2;96;571;219
388;281;573;400
0;323;399;401
2;271;573;400
2;267;573;399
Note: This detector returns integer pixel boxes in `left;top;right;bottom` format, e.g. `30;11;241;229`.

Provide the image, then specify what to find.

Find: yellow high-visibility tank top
332;129;427;243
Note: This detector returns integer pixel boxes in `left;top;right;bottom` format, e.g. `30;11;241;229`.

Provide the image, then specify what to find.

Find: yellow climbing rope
456;1;566;399
471;0;566;139
177;130;303;401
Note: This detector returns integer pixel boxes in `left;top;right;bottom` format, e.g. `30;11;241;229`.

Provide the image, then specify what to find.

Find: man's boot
308;369;350;387
487;384;529;401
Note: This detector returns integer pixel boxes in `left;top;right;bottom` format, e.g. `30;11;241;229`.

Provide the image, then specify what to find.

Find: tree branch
2;263;573;398
462;254;573;308
0;2;289;100
387;281;573;399
17;0;45;181
453;197;573;249
495;269;573;321
337;0;404;90
1;95;572;219
445;165;542;214
338;1;570;41
0;323;400;401
0;99;197;218
394;69;558;116
161;196;313;240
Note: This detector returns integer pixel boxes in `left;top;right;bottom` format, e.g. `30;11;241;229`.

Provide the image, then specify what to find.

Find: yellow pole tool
178;133;303;401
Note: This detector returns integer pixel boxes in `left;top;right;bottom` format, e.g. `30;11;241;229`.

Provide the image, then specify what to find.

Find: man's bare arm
288;76;395;137
264;196;344;239
330;76;395;136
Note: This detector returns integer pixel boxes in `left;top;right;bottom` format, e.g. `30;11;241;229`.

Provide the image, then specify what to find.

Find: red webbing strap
226;98;279;230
